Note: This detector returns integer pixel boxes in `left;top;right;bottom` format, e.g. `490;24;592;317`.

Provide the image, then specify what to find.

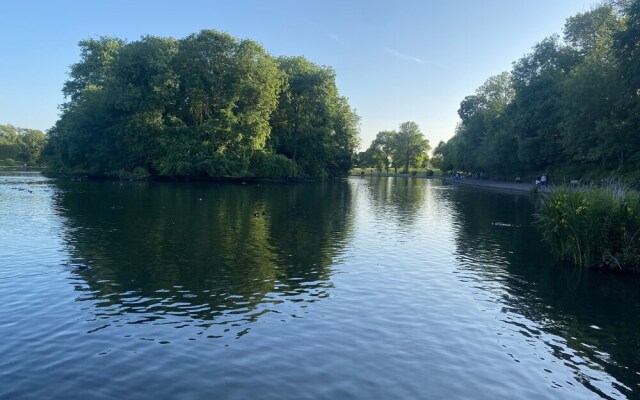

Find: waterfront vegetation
43;30;359;180
0;124;47;166
433;2;640;182
536;183;640;271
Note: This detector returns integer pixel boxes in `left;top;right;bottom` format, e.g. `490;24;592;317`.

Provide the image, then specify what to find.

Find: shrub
535;183;640;270
425;169;434;177
249;152;301;179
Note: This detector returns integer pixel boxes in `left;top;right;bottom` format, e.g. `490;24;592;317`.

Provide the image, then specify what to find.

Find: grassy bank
535;183;640;271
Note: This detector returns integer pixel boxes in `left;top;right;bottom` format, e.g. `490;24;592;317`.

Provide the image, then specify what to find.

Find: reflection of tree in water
55;180;353;338
363;177;425;225
446;187;640;398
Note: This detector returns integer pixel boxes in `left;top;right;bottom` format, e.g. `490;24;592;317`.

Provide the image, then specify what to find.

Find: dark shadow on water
54;180;354;339
445;186;640;399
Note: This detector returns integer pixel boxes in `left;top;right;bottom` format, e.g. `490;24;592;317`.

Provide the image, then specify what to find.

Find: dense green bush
249;152;301;179
536;183;640;270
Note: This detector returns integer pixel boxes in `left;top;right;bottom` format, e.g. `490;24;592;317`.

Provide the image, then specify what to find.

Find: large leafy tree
393;121;430;173
456;72;515;174
509;35;576;171
561;5;627;168
269;57;359;178
367;130;396;172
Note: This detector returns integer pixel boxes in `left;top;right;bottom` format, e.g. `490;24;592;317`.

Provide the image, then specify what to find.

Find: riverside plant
535;181;640;270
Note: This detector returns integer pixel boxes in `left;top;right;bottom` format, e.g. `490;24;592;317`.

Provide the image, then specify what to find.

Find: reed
535;182;640;270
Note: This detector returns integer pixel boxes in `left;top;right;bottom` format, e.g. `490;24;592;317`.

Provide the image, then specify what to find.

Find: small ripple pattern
1;174;639;399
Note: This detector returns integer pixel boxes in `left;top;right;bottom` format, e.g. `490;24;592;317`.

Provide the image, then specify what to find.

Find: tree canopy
437;2;640;179
46;30;359;179
0;124;47;165
360;122;430;173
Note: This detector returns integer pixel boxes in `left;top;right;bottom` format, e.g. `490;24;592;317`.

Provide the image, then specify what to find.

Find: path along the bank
444;177;551;194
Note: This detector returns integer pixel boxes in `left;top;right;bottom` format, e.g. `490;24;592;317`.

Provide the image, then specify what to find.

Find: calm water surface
2;172;640;399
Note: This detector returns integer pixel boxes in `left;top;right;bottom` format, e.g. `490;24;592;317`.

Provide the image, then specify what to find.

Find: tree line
45;30;360;179
0;124;47;166
433;1;640;180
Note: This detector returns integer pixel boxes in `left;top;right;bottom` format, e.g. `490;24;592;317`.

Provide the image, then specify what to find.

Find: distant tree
0;124;47;165
366;130;396;172
430;141;446;171
392;122;430;173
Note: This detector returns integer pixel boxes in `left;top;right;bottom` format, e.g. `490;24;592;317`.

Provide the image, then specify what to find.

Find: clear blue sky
0;0;593;149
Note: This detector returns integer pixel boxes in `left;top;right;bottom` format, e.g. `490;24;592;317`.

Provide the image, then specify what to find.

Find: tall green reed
535;182;640;270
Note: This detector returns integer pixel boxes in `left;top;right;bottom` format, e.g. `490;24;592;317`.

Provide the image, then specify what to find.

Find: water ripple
1;175;639;399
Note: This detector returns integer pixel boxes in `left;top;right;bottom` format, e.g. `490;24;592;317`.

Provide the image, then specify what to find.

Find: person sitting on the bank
541;175;547;186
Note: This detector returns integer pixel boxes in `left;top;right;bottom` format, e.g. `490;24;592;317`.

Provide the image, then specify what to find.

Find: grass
535;181;640;270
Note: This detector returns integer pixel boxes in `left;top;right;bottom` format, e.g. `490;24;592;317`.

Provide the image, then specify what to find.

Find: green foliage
268;57;359;178
47;30;358;180
0;124;47;165
249;152;301;179
536;183;640;270
438;3;640;179
394;122;431;173
360;122;430;173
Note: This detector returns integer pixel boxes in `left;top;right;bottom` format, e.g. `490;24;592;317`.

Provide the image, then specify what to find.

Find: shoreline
350;173;551;194
443;177;551;194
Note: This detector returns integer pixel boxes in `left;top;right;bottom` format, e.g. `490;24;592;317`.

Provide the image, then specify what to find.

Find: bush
535;183;640;270
249;152;301;179
425;169;434;177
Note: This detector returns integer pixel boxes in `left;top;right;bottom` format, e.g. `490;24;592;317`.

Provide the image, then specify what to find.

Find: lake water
2;172;640;399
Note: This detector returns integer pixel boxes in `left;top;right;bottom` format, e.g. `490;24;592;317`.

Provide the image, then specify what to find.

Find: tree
0;124;47;165
392;121;430;173
509;35;576;171
18;129;48;165
62;37;125;102
366;130;396;172
561;5;626;168
269;57;359;178
448;72;515;174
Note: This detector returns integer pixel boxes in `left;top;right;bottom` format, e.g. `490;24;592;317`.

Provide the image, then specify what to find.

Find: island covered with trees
44;30;360;180
432;2;640;182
